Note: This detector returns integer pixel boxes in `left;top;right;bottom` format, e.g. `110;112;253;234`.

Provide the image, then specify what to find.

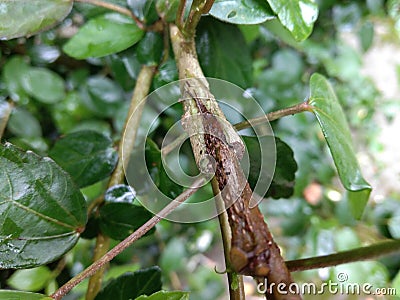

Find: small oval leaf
49;130;118;188
266;0;318;41
0;0;73;40
63;13;144;59
0;143;87;268
210;0;275;24
0;290;51;300
308;73;372;218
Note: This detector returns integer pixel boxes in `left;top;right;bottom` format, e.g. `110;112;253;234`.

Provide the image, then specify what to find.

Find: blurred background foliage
1;0;400;299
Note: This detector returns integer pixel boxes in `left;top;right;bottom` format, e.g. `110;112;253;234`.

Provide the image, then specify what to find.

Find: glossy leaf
1;56;30;103
63;13;144;59
95;266;162;300
135;291;190;300
0;143;87;268
49;130;118;188
308;73;372;218
0;0;73;40
7;107;42;138
99;203;154;240
196;18;253;88
266;0;318;41
153;59;178;90
104;184;136;204
0;290;51;300
210;0;275;24
80;76;125;118
156;0;180;22
21;68;66;104
127;0;159;24
243;136;297;199
7;266;52;291
137;32;163;66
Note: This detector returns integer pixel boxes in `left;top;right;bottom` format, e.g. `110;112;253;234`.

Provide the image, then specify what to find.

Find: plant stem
234;101;311;131
212;179;245;300
162;101;310;156
0;100;13;140
176;0;187;30
84;65;156;300
182;0;208;38
51;177;204;300
74;0;145;29
286;239;400;272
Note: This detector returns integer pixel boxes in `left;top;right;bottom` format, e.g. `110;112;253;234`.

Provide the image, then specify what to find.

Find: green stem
182;0;208;38
0;100;13;140
234;101;311;131
84;65;156;300
51;177;205;300
286;239;400;272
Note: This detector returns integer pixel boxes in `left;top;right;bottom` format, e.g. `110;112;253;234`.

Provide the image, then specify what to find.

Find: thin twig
51;177;205;300
176;0;187;30
183;0;208;38
74;0;146;29
286;239;400;272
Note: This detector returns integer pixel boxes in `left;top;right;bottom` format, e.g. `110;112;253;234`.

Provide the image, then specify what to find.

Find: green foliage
7;266;52;292
63;13;144;59
135;290;190;300
49;130;118;188
95;266;162;300
0;290;51;300
0;0;73;39
0;143;86;268
308;73;371;218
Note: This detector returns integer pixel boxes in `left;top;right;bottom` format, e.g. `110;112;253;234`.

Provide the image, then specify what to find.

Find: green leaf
49;130;118;188
127;0;159;24
0;143;87;268
95;266;162;300
359;21;374;52
99;203;154;240
0;290;52;300
137;32;163;66
80;76;125;118
1;56;31;103
243;136;297;199
153;59;178;90
266;0;318;41
135;291;190;300
8;107;42;138
7;266;52;292
0;0;73;40
156;0;180;22
63;13;144;59
209;0;275;24
21;68;66;104
145;139;183;199
196;17;253;88
308;73;372;218
104;184;136;204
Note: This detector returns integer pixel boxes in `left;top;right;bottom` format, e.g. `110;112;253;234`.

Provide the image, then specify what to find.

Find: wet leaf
127;0;158;24
266;0;318;41
196;18;253;88
63;13;144;59
0;0;73;40
137;32;163;66
95;266;162;300
49;130;118;188
1;56;31;103
0;143;87;268
99;203;154;240
104;184;136;204
210;0;275;24
308;73;372;218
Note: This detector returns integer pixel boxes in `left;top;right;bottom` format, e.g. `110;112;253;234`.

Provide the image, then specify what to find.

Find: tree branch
286;239;400;272
84;65;156;300
51;177;205;300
